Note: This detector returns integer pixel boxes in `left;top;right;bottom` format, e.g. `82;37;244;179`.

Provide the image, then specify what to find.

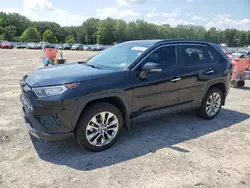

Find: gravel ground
0;49;250;188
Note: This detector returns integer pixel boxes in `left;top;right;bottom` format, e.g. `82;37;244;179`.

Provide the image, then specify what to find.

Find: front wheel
196;88;223;120
76;103;123;152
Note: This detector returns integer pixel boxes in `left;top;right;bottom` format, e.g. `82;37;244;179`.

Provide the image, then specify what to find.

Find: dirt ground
0;49;250;188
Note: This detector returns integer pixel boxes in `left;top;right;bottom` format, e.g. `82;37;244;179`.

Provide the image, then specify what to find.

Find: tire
231;80;245;88
236;80;245;88
76;102;124;152
196;88;223;120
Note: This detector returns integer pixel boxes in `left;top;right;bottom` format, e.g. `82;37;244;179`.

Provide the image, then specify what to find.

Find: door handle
171;77;181;82
206;69;214;74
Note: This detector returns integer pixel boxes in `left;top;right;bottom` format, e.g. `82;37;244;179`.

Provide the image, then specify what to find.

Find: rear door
177;43;225;111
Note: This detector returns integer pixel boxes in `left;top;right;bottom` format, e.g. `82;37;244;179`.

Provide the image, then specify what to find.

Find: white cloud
22;0;84;26
204;14;250;30
0;8;22;14
191;16;207;21
95;7;139;19
115;0;147;6
147;8;181;18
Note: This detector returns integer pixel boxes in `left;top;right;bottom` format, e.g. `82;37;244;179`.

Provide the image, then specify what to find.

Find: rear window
181;45;218;66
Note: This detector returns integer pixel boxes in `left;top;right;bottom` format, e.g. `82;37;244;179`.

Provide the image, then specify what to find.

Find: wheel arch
71;92;131;131
202;81;227;105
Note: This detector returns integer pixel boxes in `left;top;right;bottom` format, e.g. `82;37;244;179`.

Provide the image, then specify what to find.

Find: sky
1;0;250;30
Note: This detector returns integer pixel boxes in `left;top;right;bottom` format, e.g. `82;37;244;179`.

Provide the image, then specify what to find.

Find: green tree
6;13;31;36
113;19;128;42
3;26;17;41
224;29;238;47
65;35;76;44
206;27;219;43
246;31;250;46
0;12;8;27
42;29;58;43
97;18;116;44
20;27;41;42
82;18;100;44
238;31;247;47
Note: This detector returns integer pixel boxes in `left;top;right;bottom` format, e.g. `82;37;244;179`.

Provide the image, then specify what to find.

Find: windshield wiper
78;61;100;69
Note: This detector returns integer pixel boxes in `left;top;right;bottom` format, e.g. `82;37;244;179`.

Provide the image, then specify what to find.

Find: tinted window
181;45;218;66
142;46;176;71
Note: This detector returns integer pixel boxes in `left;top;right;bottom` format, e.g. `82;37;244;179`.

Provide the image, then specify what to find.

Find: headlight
33;83;77;98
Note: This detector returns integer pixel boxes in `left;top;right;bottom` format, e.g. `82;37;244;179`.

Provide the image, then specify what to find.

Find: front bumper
20;92;75;141
21;106;74;141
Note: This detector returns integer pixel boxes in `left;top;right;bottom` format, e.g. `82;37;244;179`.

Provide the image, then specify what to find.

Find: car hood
24;63;114;87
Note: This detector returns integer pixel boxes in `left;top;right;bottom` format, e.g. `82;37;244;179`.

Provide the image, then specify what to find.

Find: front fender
70;91;132;130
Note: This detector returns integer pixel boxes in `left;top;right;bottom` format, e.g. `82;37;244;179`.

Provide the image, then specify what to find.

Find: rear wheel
196;88;223;120
76;102;123;152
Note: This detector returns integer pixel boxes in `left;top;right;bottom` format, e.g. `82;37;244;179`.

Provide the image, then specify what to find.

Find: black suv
20;40;232;152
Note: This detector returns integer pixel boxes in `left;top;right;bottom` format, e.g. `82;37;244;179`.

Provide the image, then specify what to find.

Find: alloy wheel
205;92;221;116
85;112;119;147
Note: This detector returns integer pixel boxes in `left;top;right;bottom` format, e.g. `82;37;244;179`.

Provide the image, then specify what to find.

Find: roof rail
155;39;211;45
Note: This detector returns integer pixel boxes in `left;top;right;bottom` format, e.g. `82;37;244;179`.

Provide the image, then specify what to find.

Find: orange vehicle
230;58;250;88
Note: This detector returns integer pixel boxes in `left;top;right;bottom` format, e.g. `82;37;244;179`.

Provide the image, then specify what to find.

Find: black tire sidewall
76;103;124;152
199;88;223;119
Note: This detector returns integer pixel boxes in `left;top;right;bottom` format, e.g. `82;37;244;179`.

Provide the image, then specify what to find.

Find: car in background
63;44;71;50
90;45;98;51
38;41;50;49
83;45;92;51
0;41;13;49
15;43;27;49
44;44;55;49
232;49;250;58
27;43;40;49
71;44;83;50
56;44;63;50
95;44;105;51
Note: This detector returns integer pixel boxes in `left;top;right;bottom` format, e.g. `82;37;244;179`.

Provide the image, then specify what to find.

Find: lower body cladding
20;94;77;141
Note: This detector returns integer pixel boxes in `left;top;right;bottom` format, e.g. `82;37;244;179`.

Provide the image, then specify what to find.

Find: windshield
87;42;149;69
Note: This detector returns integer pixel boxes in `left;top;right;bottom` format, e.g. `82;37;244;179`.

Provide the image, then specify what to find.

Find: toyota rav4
20;40;232;152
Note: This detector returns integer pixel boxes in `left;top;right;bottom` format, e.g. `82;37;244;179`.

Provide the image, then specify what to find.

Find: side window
142;46;176;71
181;45;218;67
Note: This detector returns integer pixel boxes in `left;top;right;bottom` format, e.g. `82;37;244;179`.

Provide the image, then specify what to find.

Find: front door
132;45;181;118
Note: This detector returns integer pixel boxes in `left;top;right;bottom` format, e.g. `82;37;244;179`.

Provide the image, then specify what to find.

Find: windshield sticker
131;46;147;51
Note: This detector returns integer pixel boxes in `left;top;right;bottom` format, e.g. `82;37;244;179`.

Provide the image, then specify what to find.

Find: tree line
1;12;250;47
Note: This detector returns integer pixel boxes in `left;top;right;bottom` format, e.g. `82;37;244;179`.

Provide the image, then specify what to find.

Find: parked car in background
63;44;71;50
90;45;98;51
44;44;55;49
27;43;40;49
83;45;92;51
232;49;250;58
20;39;232;152
56;44;63;50
71;44;83;50
95;44;105;51
38;41;50;49
1;41;13;49
15;43;27;49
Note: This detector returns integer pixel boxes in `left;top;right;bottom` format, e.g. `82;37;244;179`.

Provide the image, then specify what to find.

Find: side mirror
142;62;162;72
139;62;162;79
